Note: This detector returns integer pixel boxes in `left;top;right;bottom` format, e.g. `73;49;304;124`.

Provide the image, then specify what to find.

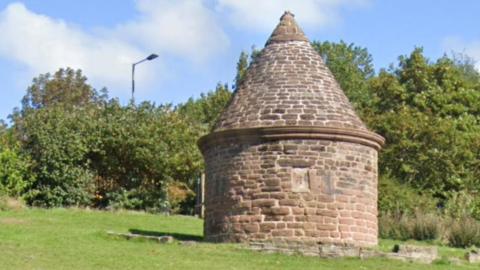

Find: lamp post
131;53;158;102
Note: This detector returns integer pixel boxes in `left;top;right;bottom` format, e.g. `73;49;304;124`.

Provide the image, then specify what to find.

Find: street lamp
131;53;158;102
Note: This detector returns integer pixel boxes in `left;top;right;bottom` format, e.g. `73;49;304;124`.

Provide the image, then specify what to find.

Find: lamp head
146;54;158;61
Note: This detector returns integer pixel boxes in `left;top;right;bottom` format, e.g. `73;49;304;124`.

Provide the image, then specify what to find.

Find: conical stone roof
215;11;368;131
201;11;384;150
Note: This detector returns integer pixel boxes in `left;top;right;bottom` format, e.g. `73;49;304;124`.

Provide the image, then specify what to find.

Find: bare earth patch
0;217;27;225
0;197;26;211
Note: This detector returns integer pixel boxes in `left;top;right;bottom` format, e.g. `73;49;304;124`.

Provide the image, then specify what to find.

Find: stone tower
198;11;384;251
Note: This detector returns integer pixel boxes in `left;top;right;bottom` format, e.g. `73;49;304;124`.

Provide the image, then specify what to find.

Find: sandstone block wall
203;138;378;247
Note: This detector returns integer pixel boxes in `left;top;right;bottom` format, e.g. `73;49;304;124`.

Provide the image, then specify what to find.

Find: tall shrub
20;106;97;207
448;216;480;248
91;101;204;211
0;129;33;198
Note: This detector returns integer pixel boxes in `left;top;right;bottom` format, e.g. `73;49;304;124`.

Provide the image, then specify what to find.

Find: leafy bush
90;103;203;212
177;83;232;131
447;216;480;248
379;212;441;241
11;68;209;211
167;181;196;215
378;174;437;215
443;191;480;220
104;188;169;213
0;145;33;197
380;211;480;247
18;101;203;210
379;214;411;240
410;213;442;241
19;106;96;207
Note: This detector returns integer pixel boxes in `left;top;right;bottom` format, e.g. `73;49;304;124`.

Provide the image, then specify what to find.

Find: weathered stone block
389;244;438;264
244;224;260;233
252;199;276;207
260;223;276;232
271;207;290;215
466;250;480;264
318;244;361;258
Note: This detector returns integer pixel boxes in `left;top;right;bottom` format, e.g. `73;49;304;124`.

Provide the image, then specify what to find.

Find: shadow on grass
129;229;204;242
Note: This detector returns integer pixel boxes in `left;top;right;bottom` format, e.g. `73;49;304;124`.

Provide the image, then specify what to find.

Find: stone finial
281;10;295;19
266;11;309;45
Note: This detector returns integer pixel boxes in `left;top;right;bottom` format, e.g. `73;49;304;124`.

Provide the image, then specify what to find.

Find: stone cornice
198;126;385;152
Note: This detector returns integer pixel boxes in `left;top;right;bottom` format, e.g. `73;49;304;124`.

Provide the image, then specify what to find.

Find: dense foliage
91;102;204;212
1;43;480;220
177;83;232;131
4;68;220;211
20;105;99;207
368;49;480;211
312;41;375;111
0;130;32;197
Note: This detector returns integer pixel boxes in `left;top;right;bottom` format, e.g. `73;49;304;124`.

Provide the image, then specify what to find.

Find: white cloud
0;1;229;94
117;0;229;62
216;0;369;32
443;37;480;70
0;3;146;92
0;0;368;96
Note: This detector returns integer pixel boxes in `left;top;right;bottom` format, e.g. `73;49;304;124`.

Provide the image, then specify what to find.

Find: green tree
177;83;232;131
12;68;103;206
234;47;261;90
368;48;480;203
21;68;104;112
235;51;249;88
450;52;480;88
311;40;375;110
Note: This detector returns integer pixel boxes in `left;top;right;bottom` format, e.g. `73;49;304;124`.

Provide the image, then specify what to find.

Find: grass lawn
0;208;477;270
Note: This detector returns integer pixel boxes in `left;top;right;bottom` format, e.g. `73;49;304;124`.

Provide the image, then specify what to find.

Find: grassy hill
0;208;476;269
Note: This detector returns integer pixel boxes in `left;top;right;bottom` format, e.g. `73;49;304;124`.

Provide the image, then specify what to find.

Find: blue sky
0;0;479;122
